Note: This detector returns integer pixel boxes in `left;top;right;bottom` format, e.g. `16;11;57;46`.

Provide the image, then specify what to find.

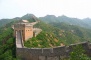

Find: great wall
13;20;91;60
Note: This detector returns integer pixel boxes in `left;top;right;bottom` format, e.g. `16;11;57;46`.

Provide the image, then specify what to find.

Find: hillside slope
0;22;17;60
0;14;91;45
0;14;91;60
24;21;91;48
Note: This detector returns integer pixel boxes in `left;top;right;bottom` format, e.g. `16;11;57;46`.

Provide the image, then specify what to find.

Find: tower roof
21;20;29;23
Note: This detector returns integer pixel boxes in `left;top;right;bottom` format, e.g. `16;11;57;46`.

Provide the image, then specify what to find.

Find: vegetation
50;22;91;42
0;20;21;60
0;14;91;59
0;27;17;60
25;21;91;48
0;19;12;27
69;45;91;60
24;31;62;48
35;21;91;45
0;14;39;60
39;15;91;29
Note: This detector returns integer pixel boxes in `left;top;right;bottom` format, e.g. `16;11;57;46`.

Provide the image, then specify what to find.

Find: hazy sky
0;0;91;19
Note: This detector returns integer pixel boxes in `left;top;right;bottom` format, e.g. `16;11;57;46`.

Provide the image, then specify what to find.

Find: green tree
70;45;91;60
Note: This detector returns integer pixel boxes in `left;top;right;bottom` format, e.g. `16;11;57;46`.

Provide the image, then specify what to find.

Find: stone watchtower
13;20;33;41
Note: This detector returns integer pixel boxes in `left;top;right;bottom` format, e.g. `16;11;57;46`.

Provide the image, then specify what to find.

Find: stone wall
14;21;34;41
16;42;91;60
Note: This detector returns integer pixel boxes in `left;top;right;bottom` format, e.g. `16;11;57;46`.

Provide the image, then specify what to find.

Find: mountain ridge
1;13;91;29
39;15;91;29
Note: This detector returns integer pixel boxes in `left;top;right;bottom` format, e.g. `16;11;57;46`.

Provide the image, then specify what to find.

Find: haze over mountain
83;18;91;27
39;15;91;29
0;14;91;29
1;14;91;29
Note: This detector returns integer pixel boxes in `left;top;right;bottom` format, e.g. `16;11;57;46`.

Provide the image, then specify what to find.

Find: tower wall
14;24;25;37
24;26;33;41
14;23;33;41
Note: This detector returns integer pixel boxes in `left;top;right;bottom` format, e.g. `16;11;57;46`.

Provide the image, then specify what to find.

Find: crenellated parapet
16;41;91;60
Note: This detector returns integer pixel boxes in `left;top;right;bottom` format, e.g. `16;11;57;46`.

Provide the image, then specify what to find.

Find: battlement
14;23;33;27
16;41;91;60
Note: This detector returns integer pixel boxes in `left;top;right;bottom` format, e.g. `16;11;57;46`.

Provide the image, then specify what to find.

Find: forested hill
0;14;37;28
39;15;91;29
32;21;91;45
0;19;13;27
1;14;91;29
0;14;91;59
0;14;38;60
0;14;91;46
25;21;91;48
0;21;17;60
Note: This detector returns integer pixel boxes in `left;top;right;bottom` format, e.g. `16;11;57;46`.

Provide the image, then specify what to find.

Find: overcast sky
0;0;91;19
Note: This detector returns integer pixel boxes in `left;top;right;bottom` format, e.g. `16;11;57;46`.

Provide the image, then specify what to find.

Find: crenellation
89;43;91;49
29;48;42;56
16;42;91;60
42;48;53;56
53;46;66;56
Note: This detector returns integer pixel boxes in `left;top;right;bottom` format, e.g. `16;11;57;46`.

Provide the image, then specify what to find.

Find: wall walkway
16;31;23;48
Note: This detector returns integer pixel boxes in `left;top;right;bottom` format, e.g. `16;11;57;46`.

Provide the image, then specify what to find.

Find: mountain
0;14;38;28
82;18;91;27
21;14;38;22
57;15;89;28
0;19;13;27
1;14;91;29
0;14;38;60
39;15;59;23
39;15;91;29
0;14;91;46
33;21;91;45
1;14;91;59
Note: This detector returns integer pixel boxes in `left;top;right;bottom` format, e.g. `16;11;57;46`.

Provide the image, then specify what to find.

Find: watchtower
14;20;33;41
